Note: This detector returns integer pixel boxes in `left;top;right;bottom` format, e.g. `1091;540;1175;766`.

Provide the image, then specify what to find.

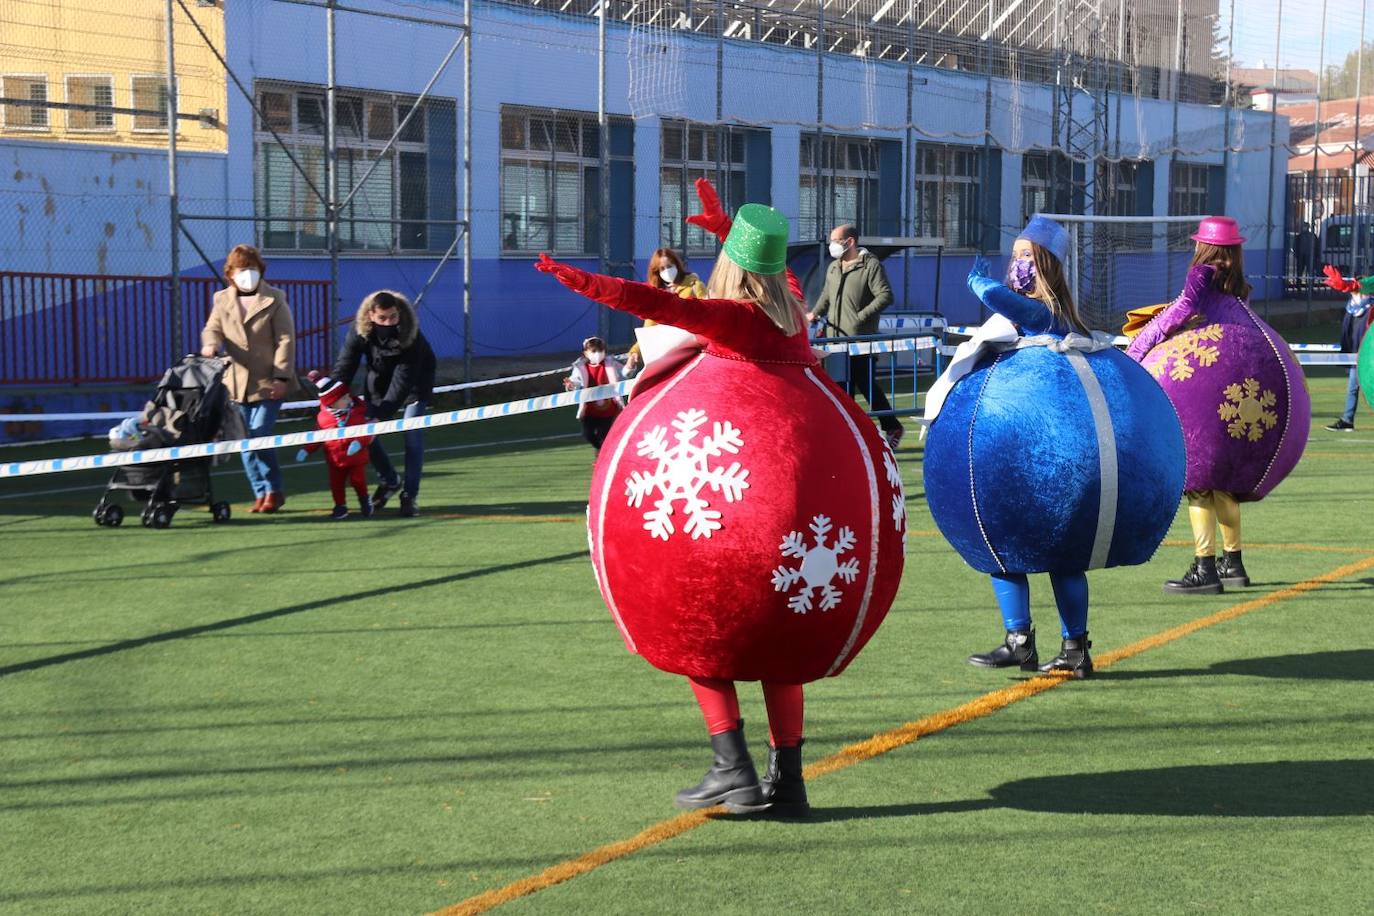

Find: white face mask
586;351;605;366
659;265;679;285
828;241;848;260
233;269;261;292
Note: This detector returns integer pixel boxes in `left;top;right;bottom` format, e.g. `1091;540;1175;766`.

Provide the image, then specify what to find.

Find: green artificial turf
1;369;1371;915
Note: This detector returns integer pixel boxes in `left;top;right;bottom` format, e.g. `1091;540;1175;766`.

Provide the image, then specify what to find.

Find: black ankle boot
1163;556;1223;595
1217;550;1249;587
968;629;1038;671
674;721;769;813
760;741;810;818
1038;635;1094;679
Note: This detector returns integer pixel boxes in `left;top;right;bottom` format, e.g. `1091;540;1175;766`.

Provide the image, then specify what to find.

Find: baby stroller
92;355;240;529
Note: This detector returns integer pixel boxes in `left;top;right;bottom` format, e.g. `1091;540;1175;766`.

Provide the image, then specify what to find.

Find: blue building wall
1;0;1292;363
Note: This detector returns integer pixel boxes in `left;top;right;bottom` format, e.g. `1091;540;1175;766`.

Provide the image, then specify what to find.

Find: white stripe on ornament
1061;349;1120;570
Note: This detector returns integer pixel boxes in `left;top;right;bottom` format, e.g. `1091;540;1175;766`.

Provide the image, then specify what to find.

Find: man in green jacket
807;224;904;448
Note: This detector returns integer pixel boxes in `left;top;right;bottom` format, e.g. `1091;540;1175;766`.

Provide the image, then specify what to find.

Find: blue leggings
989;572;1089;639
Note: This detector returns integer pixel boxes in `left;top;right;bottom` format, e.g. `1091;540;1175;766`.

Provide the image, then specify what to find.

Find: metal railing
0;272;334;386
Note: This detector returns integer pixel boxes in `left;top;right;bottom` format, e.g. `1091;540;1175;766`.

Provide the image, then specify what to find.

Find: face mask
233;269;261;292
659;265;679;285
373;325;399;342
828;241;847;260
586;351;605;366
1009;258;1037;293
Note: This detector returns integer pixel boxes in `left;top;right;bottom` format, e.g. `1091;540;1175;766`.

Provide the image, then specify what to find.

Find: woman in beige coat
200;244;296;513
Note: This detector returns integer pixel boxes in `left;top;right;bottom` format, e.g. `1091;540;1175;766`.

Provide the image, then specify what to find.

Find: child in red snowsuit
297;373;375;520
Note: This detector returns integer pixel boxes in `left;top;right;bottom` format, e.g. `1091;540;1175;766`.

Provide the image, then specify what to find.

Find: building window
500;106;633;255
1021;152;1054;225
131;76;169;132
1169;162;1211;216
800;134;883;240
2;75;48;131
660;121;751;253
65;75;115;132
915;143;985;249
254;82;457;253
1096;161;1142;217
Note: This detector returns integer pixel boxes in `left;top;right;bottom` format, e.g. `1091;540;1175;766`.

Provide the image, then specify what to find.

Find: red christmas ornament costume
303;378;374;506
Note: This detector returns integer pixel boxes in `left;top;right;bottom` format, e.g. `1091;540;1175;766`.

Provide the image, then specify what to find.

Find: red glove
1323;264;1360;294
686;177;732;243
534;253;625;306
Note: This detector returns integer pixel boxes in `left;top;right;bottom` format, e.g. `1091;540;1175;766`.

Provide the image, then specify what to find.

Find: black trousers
846;356;901;432
581;415;617;451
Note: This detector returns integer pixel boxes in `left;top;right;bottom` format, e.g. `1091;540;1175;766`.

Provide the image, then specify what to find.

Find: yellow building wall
0;0;228;151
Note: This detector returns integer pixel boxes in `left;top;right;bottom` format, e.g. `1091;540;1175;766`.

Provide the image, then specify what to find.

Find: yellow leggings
1186;489;1241;557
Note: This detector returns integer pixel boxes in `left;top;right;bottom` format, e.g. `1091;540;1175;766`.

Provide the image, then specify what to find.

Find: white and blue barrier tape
946;326;1353;366
0;382;632;479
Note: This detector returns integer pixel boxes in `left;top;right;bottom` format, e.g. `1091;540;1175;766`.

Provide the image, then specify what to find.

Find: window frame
1;74;50;132
130;74;170;133
659;119;752;255
914;141;985;251
1168;161;1211;217
253;80;450;254
799;133;884;242
64;74;116;133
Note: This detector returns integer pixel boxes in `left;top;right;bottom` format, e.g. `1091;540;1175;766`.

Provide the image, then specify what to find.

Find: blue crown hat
1017;215;1070;264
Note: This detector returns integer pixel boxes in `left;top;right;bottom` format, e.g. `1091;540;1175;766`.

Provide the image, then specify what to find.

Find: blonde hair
1023;242;1089;334
706;252;802;336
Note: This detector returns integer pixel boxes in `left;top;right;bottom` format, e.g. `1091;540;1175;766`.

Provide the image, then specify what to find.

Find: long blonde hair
706;251;803;336
1023;241;1089;334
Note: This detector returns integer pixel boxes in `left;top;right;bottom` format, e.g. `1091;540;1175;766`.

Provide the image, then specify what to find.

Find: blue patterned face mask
1009;257;1036;293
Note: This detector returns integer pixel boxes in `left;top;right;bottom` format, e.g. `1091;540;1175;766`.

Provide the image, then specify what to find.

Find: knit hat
721;203;790;275
1017;215;1070;264
309;371;348;407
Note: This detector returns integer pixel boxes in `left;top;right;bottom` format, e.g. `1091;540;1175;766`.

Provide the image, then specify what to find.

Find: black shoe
674;721;769;813
372;480;402;509
398;493;418;518
968;629;1038;671
1038;635;1094;679
359;495;375;519
760;741;811;818
1325;418;1355;432
1217;550;1250;587
1163;556;1224;595
329;504;349;520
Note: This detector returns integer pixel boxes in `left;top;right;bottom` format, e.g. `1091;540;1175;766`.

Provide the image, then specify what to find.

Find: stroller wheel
150;506;173;529
100;505;125;527
211;501;232;523
93;502;108;525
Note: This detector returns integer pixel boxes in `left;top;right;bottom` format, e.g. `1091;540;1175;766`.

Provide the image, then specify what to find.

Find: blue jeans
240;399;284;497
369;400;427;497
990;571;1090;639
1341;367;1361;424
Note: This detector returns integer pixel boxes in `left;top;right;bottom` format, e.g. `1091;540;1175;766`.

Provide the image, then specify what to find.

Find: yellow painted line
433;552;1374;915
1161;538;1374;555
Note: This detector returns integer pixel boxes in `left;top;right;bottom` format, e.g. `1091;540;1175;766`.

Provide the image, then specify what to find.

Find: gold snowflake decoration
1217;378;1278;442
1146;323;1225;382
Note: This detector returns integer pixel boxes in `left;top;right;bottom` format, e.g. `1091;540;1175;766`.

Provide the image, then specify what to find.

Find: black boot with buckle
1163;556;1224;595
967;629;1038;671
1038;635;1094;679
759;740;810;818
674;720;770;813
1217;550;1250;588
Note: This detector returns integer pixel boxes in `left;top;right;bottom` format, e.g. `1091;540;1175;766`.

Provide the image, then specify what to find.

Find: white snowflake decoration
624;408;749;541
882;447;908;549
771;515;862;614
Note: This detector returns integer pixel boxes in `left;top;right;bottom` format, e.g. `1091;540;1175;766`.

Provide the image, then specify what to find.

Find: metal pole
1311;0;1329;319
598;0;610;341
463;0;473;387
1114;0;1124;161
1221;0;1235;213
326;0;342;348
816;0;825;257
1169;0;1183;176
904;0;914;308
1264;0;1282;311
165;0;182;355
1355;0;1367;274
981;2;993;253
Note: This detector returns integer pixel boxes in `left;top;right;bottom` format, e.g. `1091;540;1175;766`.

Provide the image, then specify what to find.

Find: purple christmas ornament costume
1126;264;1310;502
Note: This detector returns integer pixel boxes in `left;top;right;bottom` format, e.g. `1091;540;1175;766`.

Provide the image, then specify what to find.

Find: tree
1323;41;1374;100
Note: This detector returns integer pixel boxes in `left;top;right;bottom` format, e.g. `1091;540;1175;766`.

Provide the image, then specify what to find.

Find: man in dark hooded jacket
332;289;437;517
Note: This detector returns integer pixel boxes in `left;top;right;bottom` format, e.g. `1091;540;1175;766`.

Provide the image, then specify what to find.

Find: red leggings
328;462;369;505
688;677;804;748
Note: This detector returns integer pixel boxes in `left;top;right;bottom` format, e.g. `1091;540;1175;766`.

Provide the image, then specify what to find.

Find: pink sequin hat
1190;216;1247;246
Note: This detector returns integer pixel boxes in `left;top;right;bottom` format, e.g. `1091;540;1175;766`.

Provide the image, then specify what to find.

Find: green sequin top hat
721;203;790;275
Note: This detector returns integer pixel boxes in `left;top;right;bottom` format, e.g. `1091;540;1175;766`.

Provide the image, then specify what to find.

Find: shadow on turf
0;549;588;678
805;759;1374;821
1095;649;1374;681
